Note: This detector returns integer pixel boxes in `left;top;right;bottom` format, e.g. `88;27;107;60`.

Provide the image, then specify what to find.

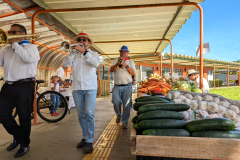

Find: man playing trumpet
110;46;136;129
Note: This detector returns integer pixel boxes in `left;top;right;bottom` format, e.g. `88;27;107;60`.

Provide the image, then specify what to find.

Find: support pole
195;61;197;71
108;63;110;81
160;54;163;77
213;64;215;89
158;54;160;75
239;67;240;87
227;66;229;88
169;41;173;77
235;72;236;85
218;70;219;87
98;66;101;98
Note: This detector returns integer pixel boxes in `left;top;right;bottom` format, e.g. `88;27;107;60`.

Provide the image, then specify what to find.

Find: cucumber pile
186;118;240;139
133;96;191;137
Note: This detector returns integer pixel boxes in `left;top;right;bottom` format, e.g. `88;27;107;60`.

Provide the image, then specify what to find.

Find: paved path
0;94;137;160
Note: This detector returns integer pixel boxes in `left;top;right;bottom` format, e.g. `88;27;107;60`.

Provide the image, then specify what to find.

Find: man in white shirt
55;66;66;86
0;24;40;158
62;32;100;153
187;69;209;93
110;46;136;129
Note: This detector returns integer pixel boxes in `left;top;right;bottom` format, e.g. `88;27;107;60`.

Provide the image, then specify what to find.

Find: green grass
209;87;240;100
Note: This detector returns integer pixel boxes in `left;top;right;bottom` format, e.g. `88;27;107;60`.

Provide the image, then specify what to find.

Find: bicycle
0;78;69;123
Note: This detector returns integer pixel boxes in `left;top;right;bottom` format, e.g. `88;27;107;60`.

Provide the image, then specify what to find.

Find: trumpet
117;56;125;70
0;29;40;47
61;41;84;52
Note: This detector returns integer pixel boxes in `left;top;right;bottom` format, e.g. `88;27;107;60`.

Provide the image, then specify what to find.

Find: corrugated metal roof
33;0;205;60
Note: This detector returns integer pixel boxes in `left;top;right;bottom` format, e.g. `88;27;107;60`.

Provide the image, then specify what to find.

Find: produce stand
131;127;240;159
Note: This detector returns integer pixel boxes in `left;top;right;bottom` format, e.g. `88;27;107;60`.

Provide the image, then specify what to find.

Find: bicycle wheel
37;91;68;123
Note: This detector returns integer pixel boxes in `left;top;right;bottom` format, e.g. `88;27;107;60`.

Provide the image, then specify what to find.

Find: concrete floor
0;94;137;160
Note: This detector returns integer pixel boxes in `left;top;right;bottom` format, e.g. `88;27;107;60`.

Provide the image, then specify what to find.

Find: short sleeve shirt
111;58;136;85
50;83;59;92
194;77;209;93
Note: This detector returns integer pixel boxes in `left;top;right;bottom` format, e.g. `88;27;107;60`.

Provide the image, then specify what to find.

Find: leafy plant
209;79;223;87
210;88;240;100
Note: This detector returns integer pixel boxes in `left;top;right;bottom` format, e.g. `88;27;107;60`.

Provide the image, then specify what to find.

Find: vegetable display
167;90;240;124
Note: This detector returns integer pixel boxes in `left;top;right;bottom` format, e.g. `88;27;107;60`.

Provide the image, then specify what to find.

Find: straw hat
187;69;198;76
74;32;93;46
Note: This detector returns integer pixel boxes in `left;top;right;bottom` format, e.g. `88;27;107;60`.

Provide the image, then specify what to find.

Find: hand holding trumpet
71;41;88;53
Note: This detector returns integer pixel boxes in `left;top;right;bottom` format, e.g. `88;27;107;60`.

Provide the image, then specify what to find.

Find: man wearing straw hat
187;69;209;93
62;32;100;153
110;45;136;129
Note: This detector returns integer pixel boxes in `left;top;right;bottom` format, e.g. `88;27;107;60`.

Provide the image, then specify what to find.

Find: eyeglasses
8;30;23;34
77;38;87;42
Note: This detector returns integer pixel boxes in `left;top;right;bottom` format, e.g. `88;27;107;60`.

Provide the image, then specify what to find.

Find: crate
131;128;240;160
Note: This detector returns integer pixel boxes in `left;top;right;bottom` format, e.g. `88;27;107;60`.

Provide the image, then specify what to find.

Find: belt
115;83;131;86
5;78;35;85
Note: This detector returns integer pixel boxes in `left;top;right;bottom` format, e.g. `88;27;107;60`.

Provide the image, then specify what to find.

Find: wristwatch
125;65;129;69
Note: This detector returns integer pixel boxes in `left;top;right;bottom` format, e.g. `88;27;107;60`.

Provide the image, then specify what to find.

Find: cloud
233;53;238;54
225;52;229;53
234;45;240;48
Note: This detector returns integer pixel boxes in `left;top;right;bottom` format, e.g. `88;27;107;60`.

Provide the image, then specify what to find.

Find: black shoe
7;140;19;151
116;118;121;124
77;139;86;148
85;143;93;154
14;146;30;158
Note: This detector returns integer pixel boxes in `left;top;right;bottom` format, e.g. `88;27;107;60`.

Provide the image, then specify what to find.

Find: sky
162;0;240;62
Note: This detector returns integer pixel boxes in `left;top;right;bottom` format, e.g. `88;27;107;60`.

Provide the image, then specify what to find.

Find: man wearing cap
62;32;100;153
188;69;209;93
110;46;136;129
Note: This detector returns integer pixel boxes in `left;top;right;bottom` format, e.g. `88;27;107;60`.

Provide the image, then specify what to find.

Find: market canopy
33;0;205;60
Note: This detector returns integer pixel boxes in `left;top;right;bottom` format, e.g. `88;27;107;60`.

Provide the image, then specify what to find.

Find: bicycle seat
36;80;45;84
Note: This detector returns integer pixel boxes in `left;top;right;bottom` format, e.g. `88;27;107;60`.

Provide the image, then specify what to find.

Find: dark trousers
0;81;34;147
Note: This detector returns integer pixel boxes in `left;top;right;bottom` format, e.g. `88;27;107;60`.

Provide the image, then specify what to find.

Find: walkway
0;94;137;160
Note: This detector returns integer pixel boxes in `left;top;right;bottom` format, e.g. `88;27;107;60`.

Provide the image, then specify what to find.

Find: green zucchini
191;130;240;139
137;97;170;102
138;103;190;113
135;96;172;102
138;110;184;121
138;119;186;130
134;124;141;131
186;118;235;132
133;101;172;111
142;129;190;137
132;116;138;124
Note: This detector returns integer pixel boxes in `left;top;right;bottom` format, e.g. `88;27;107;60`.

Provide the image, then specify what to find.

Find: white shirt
194;76;209;93
0;42;40;81
111;58;136;85
62;49;100;90
50;82;59;92
56;67;64;80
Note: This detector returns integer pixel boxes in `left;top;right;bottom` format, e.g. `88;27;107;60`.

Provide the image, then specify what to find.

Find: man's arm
12;43;39;63
122;60;135;75
110;63;118;72
62;52;75;68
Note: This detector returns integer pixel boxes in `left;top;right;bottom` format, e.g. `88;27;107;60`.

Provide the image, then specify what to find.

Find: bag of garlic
218;105;227;114
199;101;208;111
207;102;219;113
212;97;220;104
173;99;183;103
193;95;202;101
219;101;230;108
189;100;199;110
229;105;240;114
224;109;237;120
233;116;240;124
185;94;193;100
203;95;213;101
